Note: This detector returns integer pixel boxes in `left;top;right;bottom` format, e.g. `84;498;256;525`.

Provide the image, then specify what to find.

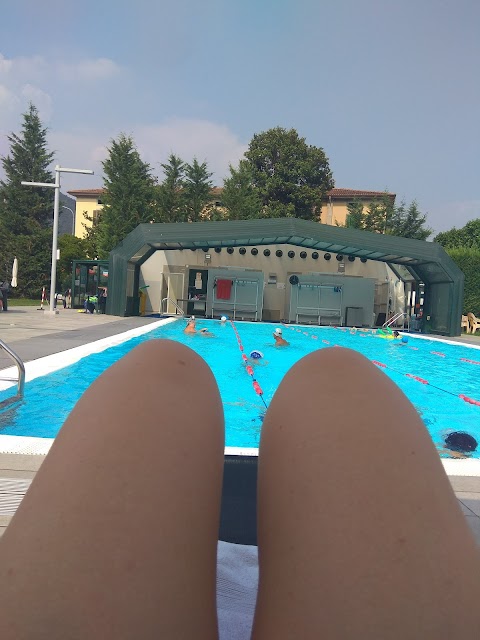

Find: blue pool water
1;319;480;456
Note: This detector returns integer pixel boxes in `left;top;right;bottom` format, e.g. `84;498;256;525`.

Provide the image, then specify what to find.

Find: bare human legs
0;342;479;639
0;340;224;640
253;347;480;639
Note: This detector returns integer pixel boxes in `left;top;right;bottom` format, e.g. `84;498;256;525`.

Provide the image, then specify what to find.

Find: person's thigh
253;347;480;639
0;339;224;640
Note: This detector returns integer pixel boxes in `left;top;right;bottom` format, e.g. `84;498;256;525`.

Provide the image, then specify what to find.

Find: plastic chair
467;312;479;334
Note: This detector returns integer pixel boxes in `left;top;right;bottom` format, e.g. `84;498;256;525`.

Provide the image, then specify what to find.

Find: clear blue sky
1;0;479;233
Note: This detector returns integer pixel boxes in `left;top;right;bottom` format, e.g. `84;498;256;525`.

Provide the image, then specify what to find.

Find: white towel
217;541;259;640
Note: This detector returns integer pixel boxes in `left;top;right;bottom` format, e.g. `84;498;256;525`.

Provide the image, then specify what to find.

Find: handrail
0;337;25;409
383;312;406;327
161;297;185;316
383;312;410;331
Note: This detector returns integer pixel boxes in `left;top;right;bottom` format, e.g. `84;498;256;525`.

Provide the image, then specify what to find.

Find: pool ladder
0;338;25;409
383;312;410;331
160;297;185;317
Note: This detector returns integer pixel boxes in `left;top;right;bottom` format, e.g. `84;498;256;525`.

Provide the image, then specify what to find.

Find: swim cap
221;316;227;321
250;350;264;359
401;336;409;343
274;328;282;335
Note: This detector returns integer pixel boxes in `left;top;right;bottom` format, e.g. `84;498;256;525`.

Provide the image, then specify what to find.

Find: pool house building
98;218;462;337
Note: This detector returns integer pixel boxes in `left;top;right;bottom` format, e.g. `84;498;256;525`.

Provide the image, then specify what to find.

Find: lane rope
229;320;268;409
371;359;480;406
280;324;480;407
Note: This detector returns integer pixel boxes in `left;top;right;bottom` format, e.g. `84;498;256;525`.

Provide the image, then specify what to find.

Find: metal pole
48;166;61;313
22;165;93;317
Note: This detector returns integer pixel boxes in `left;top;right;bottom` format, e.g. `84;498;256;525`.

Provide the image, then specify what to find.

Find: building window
92;209;102;225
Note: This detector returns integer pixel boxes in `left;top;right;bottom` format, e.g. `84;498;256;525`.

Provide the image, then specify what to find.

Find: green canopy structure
107;218;463;336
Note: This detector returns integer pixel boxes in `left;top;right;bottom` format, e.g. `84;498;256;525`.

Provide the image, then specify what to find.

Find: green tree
342;194;431;240
183;158;213;222
388;200;432;240
81;210;102;259
361;202;383;233
0;103;54;297
57;234;90;291
447;247;480;315
345;200;364;229
243;127;334;220
434;219;480;317
221;160;262;220
96;134;157;257
4;231;52;299
359;194;395;234
0;103;54;235
434;219;480;249
157;154;186;222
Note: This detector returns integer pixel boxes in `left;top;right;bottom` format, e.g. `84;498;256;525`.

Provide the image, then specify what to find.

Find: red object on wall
216;279;232;300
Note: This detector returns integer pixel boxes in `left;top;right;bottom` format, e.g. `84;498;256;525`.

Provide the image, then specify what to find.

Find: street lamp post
22;165;94;315
61;205;76;235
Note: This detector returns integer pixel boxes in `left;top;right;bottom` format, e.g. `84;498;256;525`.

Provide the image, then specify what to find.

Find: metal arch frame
106;218;463;336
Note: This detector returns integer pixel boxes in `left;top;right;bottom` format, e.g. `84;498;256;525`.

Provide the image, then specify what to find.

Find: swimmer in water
248;350;268;366
273;327;289;347
220;315;228;325
199;328;215;337
184;316;197;334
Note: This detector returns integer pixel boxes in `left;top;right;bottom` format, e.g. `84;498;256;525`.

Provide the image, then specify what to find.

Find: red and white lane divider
230;320;268;409
280;322;342;346
278;324;480;407
371;359;480;407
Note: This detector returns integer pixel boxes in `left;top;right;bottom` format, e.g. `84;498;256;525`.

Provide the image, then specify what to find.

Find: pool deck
0;306;480;543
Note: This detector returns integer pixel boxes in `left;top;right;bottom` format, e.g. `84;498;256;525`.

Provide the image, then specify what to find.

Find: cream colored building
319;188;395;226
67;187;396;238
67;188;105;238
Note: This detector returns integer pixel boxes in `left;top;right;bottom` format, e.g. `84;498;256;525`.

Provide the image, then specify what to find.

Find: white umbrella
11;257;18;288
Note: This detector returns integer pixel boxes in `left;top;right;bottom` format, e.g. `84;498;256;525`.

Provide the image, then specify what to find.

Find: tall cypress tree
388;200;432;240
0;104;54;296
183;158;213;222
157;154;186;222
0;103;54;235
222;160;262;219
95;134;157;258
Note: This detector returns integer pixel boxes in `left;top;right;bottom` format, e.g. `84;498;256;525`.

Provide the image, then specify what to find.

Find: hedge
447;248;480;316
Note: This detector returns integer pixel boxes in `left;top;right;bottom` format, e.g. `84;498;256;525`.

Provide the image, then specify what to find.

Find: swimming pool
1;318;480;461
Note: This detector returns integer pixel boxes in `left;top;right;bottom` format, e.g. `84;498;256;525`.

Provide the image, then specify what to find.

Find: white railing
0;338;25;409
161;297;185;316
383;312;410;331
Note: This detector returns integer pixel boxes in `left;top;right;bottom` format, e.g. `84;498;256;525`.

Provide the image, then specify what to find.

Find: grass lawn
6;298;40;306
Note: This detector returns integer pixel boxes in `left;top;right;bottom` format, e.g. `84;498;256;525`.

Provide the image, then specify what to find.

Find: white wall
139;244;404;322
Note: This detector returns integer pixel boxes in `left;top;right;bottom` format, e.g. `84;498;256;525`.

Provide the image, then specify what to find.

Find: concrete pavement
0;306;160;369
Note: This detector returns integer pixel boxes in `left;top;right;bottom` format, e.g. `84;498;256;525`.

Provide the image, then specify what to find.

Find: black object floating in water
445;431;478;453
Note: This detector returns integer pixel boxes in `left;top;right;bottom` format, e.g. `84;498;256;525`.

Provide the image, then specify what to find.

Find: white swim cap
221;316;227;321
274;327;282;335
